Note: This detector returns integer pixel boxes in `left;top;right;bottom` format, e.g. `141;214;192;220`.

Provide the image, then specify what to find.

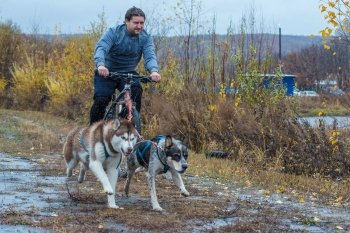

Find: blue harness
136;135;170;173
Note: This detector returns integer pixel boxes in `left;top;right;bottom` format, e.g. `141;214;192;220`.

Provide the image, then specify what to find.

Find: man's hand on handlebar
150;72;161;82
97;65;109;77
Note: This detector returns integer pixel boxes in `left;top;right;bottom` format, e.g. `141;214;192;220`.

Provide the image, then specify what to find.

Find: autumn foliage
1;9;350;180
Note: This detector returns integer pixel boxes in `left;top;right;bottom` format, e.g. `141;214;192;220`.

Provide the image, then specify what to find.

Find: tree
319;0;350;48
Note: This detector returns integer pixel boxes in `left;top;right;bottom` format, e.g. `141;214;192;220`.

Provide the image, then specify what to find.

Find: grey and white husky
124;135;190;211
63;118;138;208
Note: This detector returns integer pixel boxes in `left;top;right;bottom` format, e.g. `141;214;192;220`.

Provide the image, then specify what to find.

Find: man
90;6;161;126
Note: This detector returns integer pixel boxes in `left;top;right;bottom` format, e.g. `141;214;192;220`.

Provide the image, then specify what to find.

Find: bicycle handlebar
95;69;153;83
109;72;153;83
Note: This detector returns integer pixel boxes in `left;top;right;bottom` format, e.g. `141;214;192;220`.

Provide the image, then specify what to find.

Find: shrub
12;56;50;110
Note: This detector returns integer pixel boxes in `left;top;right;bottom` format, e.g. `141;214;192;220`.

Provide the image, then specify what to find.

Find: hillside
35;33;323;56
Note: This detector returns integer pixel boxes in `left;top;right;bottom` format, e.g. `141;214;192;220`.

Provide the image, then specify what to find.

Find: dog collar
155;146;170;173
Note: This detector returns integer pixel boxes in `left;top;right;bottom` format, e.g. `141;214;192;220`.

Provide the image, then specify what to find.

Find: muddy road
1;152;349;233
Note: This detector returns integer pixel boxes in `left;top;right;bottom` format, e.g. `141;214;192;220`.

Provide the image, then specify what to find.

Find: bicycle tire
131;106;142;134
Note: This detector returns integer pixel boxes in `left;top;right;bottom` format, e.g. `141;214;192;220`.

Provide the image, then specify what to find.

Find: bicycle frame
103;72;152;133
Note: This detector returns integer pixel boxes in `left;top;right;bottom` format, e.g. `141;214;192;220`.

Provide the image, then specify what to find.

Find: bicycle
99;71;153;178
102;71;153;135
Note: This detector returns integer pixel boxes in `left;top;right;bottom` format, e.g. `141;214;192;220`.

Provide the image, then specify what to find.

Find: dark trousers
89;73;143;125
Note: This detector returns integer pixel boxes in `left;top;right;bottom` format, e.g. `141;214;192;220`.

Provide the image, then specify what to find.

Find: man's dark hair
125;6;146;21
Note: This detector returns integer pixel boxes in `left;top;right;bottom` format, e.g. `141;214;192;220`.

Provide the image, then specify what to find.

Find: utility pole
278;25;283;74
279;26;282;62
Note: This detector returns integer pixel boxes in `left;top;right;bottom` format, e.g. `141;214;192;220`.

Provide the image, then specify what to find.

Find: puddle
1;153;350;232
0;153;66;217
191;217;241;233
0;225;50;233
188;176;350;232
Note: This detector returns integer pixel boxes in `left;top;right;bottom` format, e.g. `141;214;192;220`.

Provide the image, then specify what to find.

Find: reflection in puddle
0;224;50;233
0;153;66;217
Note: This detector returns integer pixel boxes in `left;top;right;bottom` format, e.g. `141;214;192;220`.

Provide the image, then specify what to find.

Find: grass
1;108;350;232
299;107;350;117
296;95;350;116
1;108;349;207
189;152;350;207
0;109;78;155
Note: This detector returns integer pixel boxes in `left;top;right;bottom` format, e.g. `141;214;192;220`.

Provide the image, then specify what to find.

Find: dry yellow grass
188;151;350;206
1;108;349;207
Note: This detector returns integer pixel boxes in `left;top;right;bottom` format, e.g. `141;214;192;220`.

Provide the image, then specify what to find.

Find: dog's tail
63;127;81;164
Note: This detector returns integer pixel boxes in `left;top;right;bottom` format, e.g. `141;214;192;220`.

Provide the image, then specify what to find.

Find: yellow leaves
329;19;338;27
319;1;347;42
329;129;340;149
323;44;331;50
335;195;343;202
328;1;336;8
262;190;270;195
298;195;305;203
329;136;338;145
320;4;327;12
331;130;340;137
318;111;324;117
219;83;226;100
234;96;241;107
320;28;332;37
0;77;6;91
208;104;218;112
275;185;286;194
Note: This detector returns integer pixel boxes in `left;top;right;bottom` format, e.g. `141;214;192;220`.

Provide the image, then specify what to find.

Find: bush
12;56;50;110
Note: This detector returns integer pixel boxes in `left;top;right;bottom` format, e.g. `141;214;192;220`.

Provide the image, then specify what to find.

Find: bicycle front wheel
104;102;117;121
131;107;142;134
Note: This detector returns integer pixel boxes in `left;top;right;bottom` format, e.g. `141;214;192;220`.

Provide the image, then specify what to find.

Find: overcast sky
0;0;325;36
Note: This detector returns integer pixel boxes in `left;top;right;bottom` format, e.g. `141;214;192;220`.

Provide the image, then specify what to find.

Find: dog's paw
181;190;190;197
153;206;164;212
108;204;120;209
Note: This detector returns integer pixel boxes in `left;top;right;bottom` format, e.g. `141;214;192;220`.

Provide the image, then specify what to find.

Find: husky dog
124;135;190;211
63;118;138;208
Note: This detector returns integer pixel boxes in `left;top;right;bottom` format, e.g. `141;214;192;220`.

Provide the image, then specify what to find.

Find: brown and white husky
63;118;138;208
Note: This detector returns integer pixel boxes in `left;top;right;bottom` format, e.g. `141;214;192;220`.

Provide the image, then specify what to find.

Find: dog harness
80;131;110;158
79;130;122;169
136;136;170;173
136;140;152;167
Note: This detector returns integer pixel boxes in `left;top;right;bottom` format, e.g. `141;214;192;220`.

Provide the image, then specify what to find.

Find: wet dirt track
1;152;350;233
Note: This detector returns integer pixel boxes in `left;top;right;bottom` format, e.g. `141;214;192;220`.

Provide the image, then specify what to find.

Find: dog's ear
113;118;120;130
165;135;173;148
182;136;189;147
